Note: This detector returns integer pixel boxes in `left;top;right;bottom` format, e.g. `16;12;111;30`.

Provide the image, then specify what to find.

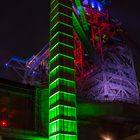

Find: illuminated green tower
49;0;77;139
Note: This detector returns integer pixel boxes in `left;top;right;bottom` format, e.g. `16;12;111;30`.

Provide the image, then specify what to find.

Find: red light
0;120;8;127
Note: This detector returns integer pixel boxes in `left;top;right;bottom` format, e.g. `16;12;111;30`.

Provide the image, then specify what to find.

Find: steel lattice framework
77;44;139;104
5;0;139;105
5;43;49;85
74;0;139;104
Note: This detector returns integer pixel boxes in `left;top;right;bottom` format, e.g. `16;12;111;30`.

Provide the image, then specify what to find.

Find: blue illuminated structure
82;0;103;11
5;43;49;85
83;0;111;11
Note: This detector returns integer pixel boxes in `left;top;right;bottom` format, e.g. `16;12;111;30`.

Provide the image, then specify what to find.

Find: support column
49;0;77;140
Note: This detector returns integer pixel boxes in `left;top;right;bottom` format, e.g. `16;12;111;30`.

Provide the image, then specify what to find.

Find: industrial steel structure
2;0;140;140
6;0;139;104
74;1;139;104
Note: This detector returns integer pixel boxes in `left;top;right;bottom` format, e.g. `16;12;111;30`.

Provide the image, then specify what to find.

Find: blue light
89;0;103;11
97;2;102;11
83;0;88;5
90;0;96;8
98;6;101;11
91;2;95;8
5;63;8;67
72;4;74;9
76;9;80;15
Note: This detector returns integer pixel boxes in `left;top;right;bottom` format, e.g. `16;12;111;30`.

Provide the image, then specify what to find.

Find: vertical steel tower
75;0;139;104
77;44;139;104
49;0;77;140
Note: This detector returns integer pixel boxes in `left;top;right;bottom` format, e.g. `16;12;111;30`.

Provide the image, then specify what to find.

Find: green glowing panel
49;0;77;139
49;65;74;82
50;34;74;50
50;13;72;30
51;0;57;5
49;91;76;105
50;31;73;42
49;78;76;91
50;21;73;32
51;3;72;15
50;42;74;52
50;134;77;140
50;53;74;64
50;24;73;40
50;66;74;76
49;119;77;135
49;105;76;121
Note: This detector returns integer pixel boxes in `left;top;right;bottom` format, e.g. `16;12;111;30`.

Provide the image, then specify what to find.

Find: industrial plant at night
0;0;140;140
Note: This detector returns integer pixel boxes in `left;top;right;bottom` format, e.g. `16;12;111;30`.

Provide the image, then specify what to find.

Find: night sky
0;0;140;82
